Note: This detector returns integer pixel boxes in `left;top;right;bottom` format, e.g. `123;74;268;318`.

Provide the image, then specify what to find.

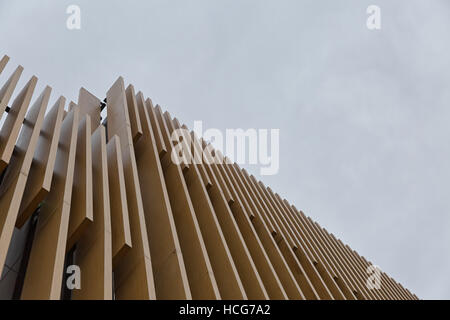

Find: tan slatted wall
0;55;417;300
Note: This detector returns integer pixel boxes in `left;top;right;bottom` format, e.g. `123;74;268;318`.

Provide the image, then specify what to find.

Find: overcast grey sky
1;0;449;299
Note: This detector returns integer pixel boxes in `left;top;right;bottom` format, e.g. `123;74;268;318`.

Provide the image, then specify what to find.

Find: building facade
0;55;417;300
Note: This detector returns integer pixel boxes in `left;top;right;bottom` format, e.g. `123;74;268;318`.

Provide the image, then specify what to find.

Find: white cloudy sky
1;0;449;299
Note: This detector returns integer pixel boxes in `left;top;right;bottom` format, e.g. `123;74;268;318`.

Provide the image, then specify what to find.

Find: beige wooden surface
134;91;190;299
211;157;290;299
0;75;37;172
17;97;65;227
145;98;167;158
77;88;101;132
0;59;418;300
106;77;155;299
71;125;113;300
0;65;23;116
0;86;49;275
125;84;143;143
189;131;268;299
21;107;80;299
0;55;9;74
169;116;245;299
153;105;219;299
106;135;132;266
67;115;93;250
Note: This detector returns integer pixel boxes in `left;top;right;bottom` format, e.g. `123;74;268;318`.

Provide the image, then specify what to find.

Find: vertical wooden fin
134;91;190;299
192;134;269;299
0;76;37;172
169;115;246;299
106;77;154;299
21;107;80;300
125;84;143;143
0;65;23;115
0;55;9;75
78;88;101;132
107;135;132;266
153;106;220;299
67;114;93;250
17;97;65;227
71;125;113;300
0;86;50;275
145;98;166;158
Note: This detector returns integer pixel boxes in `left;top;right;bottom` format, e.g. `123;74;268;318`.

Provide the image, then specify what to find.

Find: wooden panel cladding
106;77;155;299
0;86;50;276
77;88;101;131
67;114;93;250
153;105;219;299
0;75;37;172
71;125;112;299
0;57;417;300
21;107;80;299
0;55;9;74
0;65;23;116
187;130;268;299
16;97;65;227
133;92;190;299
107;135;132;267
168;115;245;299
125;84;143;143
145;98;166;158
